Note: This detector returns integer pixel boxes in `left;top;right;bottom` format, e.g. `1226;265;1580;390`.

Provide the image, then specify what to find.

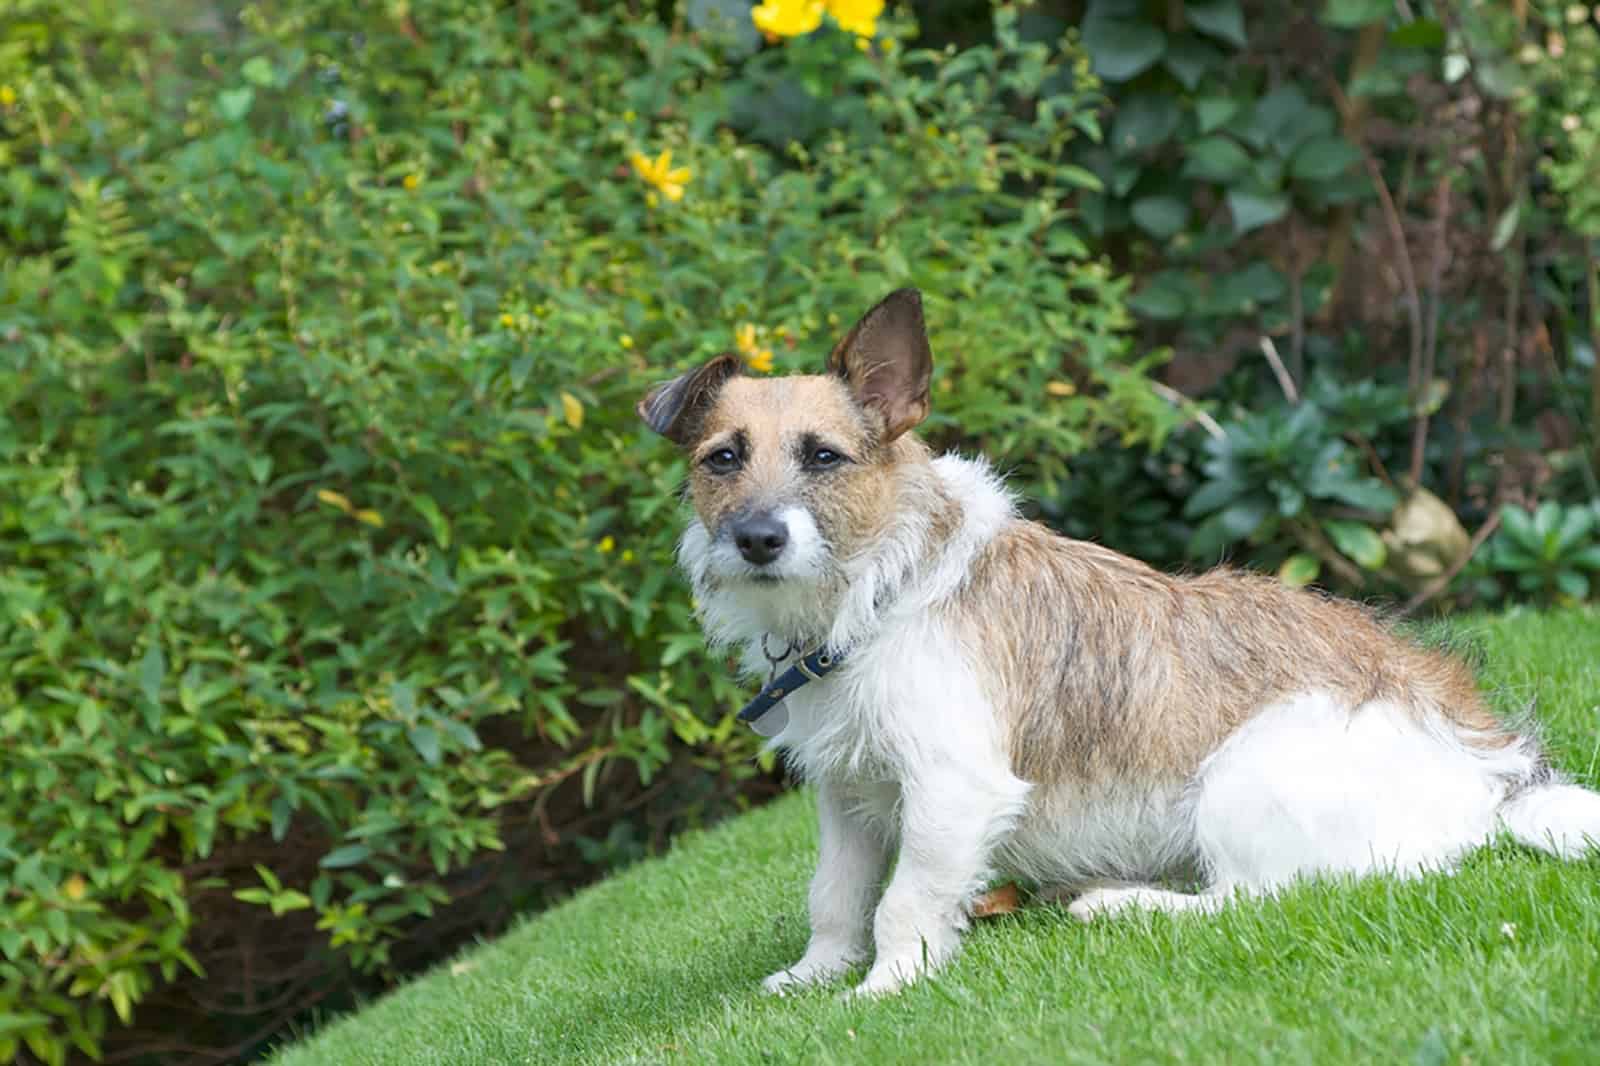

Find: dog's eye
806;447;844;470
703;447;741;473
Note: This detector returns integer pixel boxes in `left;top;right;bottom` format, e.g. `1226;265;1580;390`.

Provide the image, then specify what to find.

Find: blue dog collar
737;646;844;737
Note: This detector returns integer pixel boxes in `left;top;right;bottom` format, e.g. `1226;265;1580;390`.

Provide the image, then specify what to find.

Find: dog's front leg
762;780;890;994
854;761;1024;997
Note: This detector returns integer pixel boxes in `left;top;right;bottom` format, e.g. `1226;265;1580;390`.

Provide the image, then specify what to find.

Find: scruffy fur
638;288;1600;998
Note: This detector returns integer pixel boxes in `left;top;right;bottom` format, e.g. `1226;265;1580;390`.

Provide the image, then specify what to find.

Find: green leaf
241;57;275;87
1389;18;1445;49
1211;262;1287;313
1082;19;1167;82
1324;520;1388;569
1555;570;1590;601
1130;196;1190;239
1321;0;1392;28
1128;272;1190;320
1161;36;1222;90
408;725;442;766
1196;96;1241;134
1278;553;1321;587
1500;504;1539;551
217;87;255;122
1111;94;1183;155
320;844;373;869
1226;189;1289;234
1182;135;1252;183
1568;545;1600;571
1184;475;1247;518
410;493;452;548
139;643;165;706
76;701;102;738
1290;135;1360;182
1554;505;1596;554
1185;0;1247;47
0;1014;52;1037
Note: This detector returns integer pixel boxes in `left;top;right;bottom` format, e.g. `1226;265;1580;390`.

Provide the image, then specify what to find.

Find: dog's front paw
847;961;915;999
761;951;856;995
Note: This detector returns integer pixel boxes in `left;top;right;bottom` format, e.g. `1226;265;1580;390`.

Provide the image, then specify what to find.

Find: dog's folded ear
637;352;743;445
827;288;933;442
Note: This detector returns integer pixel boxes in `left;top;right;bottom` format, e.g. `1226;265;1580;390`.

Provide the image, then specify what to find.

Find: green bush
0;2;1172;1060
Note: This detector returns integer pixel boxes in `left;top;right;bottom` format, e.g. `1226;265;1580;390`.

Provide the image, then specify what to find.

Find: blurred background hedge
0;1;1596;1063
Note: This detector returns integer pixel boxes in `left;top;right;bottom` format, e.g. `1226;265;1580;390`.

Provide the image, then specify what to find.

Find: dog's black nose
731;513;789;566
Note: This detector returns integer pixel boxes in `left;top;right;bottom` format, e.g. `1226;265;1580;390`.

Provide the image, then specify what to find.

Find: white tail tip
1499;783;1600;859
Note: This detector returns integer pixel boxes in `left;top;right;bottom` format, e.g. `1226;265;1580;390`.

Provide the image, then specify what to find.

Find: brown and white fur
637;289;1600;998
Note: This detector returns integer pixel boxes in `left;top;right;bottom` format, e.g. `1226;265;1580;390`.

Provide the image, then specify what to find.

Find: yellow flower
827;0;883;38
0;85;15;108
560;392;584;430
402;173;420;191
1045;381;1077;397
620;334;635;350
630;148;691;203
499;312;516;328
735;323;775;373
598;535;616;554
752;0;824;38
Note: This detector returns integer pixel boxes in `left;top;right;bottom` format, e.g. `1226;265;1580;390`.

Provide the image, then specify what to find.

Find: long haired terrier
638;289;1600;997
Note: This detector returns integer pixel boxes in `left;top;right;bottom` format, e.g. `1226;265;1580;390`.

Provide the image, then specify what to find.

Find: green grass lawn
269;608;1600;1066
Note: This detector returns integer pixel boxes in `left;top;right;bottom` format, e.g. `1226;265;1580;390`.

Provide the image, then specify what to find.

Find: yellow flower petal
598;535;616;554
752;0;824;37
827;0;882;37
1045;381;1077;397
354;509;386;528
665;166;692;185
560;391;584;430
661;183;685;202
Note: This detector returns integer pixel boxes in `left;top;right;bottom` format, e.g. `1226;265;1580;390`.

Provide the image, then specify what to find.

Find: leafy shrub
1475;500;1600;604
0;2;1171;1060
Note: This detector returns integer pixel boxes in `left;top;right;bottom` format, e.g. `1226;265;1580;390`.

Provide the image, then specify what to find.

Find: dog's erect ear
637;352;743;445
826;288;933;442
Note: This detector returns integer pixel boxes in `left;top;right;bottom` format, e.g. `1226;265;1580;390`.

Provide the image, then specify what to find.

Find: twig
1149;380;1225;440
1293;519;1368;589
1587;240;1600;482
1349;432;1396;489
1258;336;1300;404
1397;507;1503;617
1337;91;1426;422
1411;175;1453;485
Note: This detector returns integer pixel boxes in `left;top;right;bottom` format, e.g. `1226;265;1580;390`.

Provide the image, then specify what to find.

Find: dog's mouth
746;572;784;585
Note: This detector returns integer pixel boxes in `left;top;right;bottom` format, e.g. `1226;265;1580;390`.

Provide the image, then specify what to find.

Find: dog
637;288;1600;998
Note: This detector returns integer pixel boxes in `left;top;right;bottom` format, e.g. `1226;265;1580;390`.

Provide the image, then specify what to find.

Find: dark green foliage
0;2;1171;1061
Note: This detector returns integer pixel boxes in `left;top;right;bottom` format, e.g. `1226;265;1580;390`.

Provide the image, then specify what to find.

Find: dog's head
637;289;933;589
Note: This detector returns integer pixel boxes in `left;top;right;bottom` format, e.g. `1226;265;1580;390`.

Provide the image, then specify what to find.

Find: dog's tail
1498;776;1600;859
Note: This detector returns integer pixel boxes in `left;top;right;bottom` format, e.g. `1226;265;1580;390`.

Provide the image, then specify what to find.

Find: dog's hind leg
1066;884;1228;921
